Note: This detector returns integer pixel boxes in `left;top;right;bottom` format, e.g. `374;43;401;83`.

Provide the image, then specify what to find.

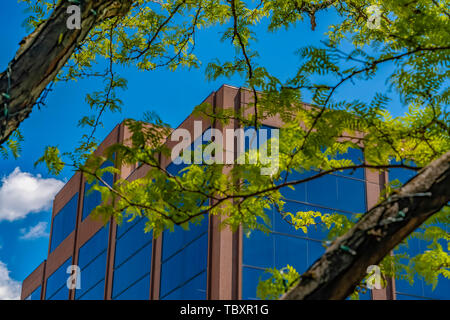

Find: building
21;85;449;300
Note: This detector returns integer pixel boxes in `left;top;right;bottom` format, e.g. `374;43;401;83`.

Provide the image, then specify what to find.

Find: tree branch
281;150;450;300
0;0;134;146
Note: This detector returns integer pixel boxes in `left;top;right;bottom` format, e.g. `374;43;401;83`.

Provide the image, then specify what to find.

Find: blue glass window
75;226;109;300
159;159;209;300
394;237;450;299
114;274;150;300
160;221;208;300
390;167;450;300
396;293;430;300
25;286;41;300
422;274;449;300
45;258;72;300
50;194;78;252
112;216;152;300
243;225;274;269
160;129;211;300
77;280;105;300
278;173;308;202
335;176;366;213
242;142;369;299
162;272;207;300
333;148;365;180
242;229;325;294
389;167;415;185
305;175;365;214
242;267;272;300
82;160;115;221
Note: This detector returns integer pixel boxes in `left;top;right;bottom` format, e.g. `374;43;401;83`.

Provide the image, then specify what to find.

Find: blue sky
0;1;408;299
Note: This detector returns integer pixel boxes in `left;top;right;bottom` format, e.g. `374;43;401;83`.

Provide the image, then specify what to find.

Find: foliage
14;0;450;299
257;265;300;300
0;130;23;159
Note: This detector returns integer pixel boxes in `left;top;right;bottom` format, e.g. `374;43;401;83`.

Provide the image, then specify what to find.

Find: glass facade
82;160;115;221
159;220;208;300
35;120;449;301
112;216;152;300
25;286;41;300
75;226;109;300
50;193;78;252
159;146;209;300
390;167;450;300
242;141;371;299
45;257;72;300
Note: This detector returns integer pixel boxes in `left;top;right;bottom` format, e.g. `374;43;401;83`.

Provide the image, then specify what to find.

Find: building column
365;168;396;300
207;85;243;299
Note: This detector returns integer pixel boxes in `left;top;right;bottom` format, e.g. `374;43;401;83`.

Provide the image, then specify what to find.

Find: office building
21;85;449;300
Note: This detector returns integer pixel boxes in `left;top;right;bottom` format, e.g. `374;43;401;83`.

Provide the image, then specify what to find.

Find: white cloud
0;261;21;300
0;168;64;222
20;221;49;240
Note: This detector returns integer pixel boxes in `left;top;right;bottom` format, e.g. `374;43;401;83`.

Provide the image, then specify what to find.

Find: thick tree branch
281;150;450;300
0;0;134;146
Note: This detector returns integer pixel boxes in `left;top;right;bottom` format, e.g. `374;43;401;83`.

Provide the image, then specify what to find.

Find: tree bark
0;0;134;146
281;150;450;300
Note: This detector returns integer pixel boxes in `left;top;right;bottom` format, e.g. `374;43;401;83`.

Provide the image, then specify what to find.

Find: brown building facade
22;85;403;300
